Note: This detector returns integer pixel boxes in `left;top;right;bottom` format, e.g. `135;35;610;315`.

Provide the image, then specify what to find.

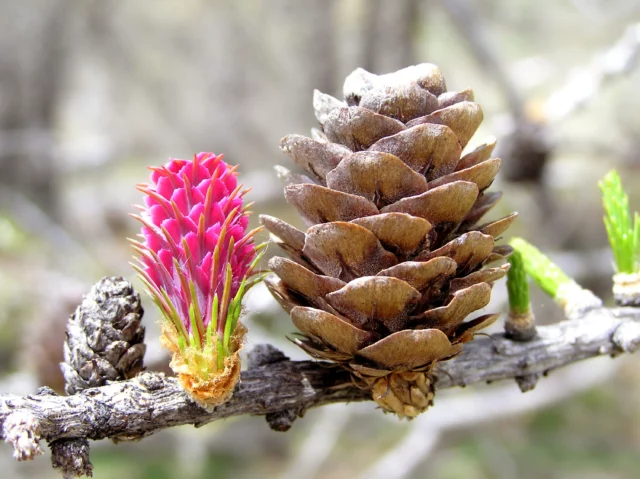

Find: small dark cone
263;63;516;418
61;277;146;395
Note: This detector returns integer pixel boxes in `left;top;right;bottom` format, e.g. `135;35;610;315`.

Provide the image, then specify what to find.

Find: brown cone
61;277;146;395
262;64;515;417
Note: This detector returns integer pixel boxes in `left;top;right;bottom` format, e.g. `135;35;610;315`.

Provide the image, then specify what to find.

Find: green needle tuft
599;170;640;274
510;237;575;300
507;250;530;316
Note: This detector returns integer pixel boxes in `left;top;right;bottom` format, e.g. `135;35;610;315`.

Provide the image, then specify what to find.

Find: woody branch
1;304;639;448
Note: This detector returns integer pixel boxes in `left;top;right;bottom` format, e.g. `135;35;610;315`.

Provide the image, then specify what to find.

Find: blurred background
1;0;640;478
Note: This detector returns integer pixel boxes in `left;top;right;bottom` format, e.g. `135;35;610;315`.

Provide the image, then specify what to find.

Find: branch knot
612;321;640;353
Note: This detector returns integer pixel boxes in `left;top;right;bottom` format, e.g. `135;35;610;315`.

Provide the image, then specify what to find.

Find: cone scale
262;64;516;418
131;153;264;409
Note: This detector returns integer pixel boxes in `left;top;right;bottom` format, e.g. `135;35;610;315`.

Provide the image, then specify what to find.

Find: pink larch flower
131;152;264;408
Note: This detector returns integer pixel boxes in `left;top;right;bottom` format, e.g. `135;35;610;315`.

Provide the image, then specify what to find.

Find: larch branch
1;305;639;447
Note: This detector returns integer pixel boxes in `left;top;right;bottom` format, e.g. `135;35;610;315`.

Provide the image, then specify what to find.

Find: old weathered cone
61;277;146;395
262;63;516;418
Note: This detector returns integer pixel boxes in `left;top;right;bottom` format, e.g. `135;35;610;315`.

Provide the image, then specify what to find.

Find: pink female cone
131;153;264;409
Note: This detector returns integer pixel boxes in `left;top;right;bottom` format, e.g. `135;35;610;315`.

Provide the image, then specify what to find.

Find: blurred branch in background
544;22;640;122
440;0;526;120
0;0;70;222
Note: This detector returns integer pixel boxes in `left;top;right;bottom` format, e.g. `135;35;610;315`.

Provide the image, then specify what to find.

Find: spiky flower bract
131;153;265;408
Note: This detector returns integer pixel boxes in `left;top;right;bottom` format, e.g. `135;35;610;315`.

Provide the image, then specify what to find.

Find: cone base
160;323;246;411
367;370;435;418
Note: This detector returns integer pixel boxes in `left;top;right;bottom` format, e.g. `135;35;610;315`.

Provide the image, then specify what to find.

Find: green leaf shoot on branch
506;250;530;316
509;238;575;300
509;238;602;316
505;249;536;341
599;170;640;275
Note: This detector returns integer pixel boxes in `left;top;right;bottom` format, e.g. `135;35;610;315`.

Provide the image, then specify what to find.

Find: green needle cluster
506;249;530;315
599;170;640;275
510;237;575;300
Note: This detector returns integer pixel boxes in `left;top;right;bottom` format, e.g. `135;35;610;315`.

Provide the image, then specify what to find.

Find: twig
0;305;638;454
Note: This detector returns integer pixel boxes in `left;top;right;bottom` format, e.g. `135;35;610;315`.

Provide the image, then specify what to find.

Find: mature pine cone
61;277;146;395
261;64;516;418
